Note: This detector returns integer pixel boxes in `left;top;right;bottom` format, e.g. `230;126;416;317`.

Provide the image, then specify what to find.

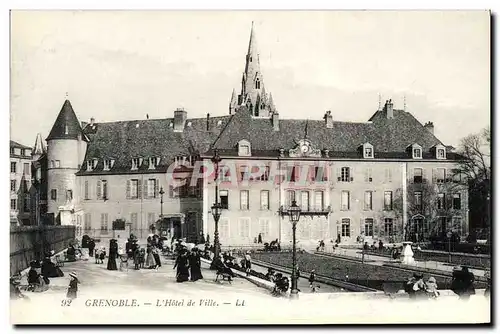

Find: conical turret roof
46;99;87;141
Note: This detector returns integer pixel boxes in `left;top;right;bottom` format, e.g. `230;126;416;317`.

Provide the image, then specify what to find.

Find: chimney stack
206;113;210;131
272;112;279;131
174;108;187;132
424;121;434;135
324;111;333;128
90;117;95;125
384;99;394;119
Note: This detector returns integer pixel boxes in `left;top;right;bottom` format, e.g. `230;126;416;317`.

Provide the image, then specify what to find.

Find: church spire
229;88;238;114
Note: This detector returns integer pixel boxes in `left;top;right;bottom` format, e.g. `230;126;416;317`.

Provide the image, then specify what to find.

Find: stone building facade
42;23;468;245
10;140;33;225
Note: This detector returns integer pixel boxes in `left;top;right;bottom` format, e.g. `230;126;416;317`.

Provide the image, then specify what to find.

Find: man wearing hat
309;269;316;289
67;272;79;300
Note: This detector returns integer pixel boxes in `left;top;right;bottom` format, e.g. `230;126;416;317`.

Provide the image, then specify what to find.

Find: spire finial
404;95;407;112
378;93;381;111
65;92;69;99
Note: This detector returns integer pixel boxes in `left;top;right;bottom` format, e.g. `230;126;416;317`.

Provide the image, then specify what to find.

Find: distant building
42;23;469;245
10;140;33;225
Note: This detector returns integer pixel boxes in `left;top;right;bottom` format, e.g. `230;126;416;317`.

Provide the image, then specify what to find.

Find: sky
10;10;490;148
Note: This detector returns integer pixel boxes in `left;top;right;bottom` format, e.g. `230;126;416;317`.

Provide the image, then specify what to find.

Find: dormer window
131;158;142;170
174;156;192;166
149;157;160;169
238;140;251;157
87;159;98;171
362;143;374;159
255;79;261;89
434;145;446;160
410;144;423;159
103;159;115;171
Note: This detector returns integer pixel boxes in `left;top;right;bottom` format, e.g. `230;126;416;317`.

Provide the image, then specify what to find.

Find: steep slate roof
10;140;31;149
46;100;88;141
209;106;457;160
77;115;231;175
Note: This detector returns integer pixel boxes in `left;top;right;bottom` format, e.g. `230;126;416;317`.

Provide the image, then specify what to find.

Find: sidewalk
323;248;487;278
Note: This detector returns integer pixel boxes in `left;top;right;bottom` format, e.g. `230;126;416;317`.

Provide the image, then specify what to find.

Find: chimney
272;112;279;131
324;110;333;128
424;121;434;135
90;117;95;125
206;113;210;131
384;99;394;119
174;108;187;132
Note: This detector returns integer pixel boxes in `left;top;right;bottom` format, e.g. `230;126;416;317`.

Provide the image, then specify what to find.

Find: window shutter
126;180;130;199
374;219;379;237
422;168;427;183
360;218;364;236
336;167;341;181
138;179;142;199
155;179;159;198
143;181;148;199
96;181;102;199
409;168;414;183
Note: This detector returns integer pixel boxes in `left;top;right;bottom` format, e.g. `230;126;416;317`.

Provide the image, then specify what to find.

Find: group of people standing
173;246;203;283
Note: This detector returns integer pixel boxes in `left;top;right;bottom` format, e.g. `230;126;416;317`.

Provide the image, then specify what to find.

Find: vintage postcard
9;10;491;325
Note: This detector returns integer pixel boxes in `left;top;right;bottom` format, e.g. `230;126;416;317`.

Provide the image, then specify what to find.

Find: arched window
255;79;260;89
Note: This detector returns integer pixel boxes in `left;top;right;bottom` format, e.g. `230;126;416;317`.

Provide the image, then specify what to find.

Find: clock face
301;144;309;153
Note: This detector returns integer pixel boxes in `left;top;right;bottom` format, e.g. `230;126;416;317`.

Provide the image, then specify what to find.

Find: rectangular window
130;179;139;199
240;165;249;181
50;189;57;200
11;199;16;210
259;218;270;238
219;166;230;182
10;162;16;173
414;168;423;183
286;190;296;207
341;218;351;237
148;213;156;225
313;166;327;181
100;213;109;232
287;166;298;182
413;148;422;159
84;180;89;200
149;157;159;169
131;158;140;170
364;191;373;210
437;149;446;159
364;218;374;237
364;147;373;158
147;179;156;198
453;193;461;210
23;163;30;175
238;218;250;238
260;190;269;210
414;191;422;211
102;180;108;199
220;190;229;209
384;191;393;211
385;168;392;183
103;159;111;171
240;190;249;210
437;193;445;210
364;168;373;183
341;167;351;182
55;160;60;168
219;218;229;240
314;191;324;211
240;145;250;156
300;191;309;211
436;168;446;184
21;149;25;156
66;190;73;202
10;147;14;155
341;191;350;211
452;217;463;236
10;180;16;192
84;213;91;230
384;218;394;236
262;166;270;181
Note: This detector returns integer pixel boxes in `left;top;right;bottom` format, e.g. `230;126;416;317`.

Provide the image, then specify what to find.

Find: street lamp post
210;150;222;270
279;200;330;299
447;231;452;263
159;187;165;218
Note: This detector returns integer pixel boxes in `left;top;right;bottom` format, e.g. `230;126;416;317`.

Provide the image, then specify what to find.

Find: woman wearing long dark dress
173;249;190;282
42;256;64;278
107;239;118;270
188;248;203;281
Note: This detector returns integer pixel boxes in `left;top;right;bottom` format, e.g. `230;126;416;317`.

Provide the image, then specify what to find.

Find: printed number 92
61;299;72;306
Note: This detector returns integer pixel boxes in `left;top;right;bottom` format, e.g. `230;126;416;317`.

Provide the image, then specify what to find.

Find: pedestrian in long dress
107;239;118;270
173;249;190;282
145;246;156;269
244;251;252;276
188;248;203;281
152;247;161;269
66;272;79;300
